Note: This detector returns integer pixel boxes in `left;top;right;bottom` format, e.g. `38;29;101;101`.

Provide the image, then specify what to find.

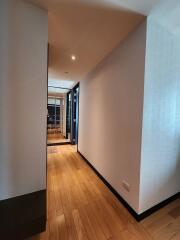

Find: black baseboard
77;150;180;221
0;190;46;239
47;142;71;146
138;192;179;220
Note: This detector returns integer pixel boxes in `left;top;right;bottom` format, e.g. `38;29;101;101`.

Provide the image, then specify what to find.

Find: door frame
71;82;80;145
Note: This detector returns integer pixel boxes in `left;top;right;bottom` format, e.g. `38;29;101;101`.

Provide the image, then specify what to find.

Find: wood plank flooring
29;145;180;240
47;132;69;144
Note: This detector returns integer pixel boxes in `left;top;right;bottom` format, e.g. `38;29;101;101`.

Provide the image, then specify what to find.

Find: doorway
47;84;79;146
47;86;72;145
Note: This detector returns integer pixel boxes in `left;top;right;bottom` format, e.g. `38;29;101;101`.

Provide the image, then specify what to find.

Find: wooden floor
29;145;180;240
47;132;70;144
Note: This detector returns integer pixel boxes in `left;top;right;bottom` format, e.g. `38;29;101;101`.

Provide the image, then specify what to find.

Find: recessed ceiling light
71;55;76;61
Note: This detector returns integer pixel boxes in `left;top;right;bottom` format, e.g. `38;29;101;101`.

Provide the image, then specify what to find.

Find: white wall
0;0;48;200
139;7;180;213
78;22;147;212
79;0;180;215
149;0;180;38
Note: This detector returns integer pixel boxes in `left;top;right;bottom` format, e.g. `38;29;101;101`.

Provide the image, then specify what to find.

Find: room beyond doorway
47;86;71;145
47;83;79;146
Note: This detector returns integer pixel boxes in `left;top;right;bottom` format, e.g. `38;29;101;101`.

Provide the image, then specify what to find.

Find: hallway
30;145;180;240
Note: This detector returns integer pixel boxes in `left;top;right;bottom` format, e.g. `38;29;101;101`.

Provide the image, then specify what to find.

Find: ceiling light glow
71;55;76;61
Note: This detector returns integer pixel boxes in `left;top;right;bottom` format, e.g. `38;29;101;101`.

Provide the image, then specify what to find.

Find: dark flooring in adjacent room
29;145;180;240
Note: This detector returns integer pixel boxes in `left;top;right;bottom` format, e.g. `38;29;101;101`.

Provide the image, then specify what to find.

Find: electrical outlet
122;181;130;192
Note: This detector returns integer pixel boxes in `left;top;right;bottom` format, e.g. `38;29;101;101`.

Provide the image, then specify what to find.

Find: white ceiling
48;79;74;96
28;0;161;83
27;0;161;15
48;79;75;89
